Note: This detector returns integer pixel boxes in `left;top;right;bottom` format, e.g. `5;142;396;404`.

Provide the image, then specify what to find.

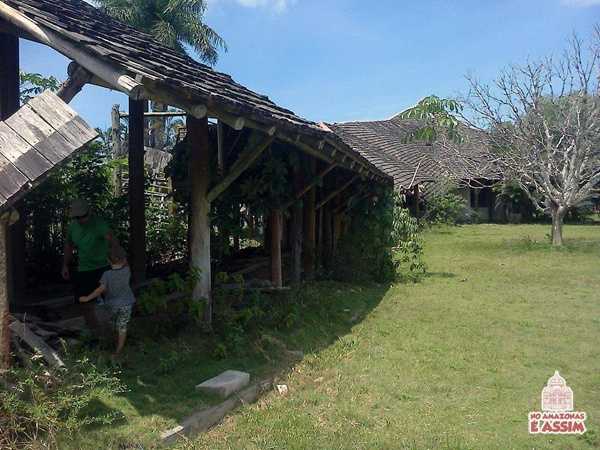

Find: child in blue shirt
80;245;135;358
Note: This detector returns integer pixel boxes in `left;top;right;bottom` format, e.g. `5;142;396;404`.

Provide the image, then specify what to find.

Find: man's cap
69;199;90;218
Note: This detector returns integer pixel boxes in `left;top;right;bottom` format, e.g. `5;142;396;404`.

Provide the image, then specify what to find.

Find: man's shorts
110;305;133;333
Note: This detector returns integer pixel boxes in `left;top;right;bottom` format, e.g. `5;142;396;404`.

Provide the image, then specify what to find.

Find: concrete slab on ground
196;370;250;398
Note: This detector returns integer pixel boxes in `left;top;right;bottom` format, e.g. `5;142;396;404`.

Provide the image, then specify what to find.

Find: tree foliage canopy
94;0;226;64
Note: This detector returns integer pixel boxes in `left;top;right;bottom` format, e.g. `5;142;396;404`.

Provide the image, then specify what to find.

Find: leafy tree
19;71;59;103
399;95;463;143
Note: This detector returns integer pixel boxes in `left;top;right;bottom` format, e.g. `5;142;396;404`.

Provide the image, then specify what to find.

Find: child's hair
109;245;127;264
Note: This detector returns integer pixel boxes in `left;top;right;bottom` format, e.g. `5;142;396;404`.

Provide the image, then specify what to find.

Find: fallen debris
276;384;289;395
162;378;272;444
9;319;65;368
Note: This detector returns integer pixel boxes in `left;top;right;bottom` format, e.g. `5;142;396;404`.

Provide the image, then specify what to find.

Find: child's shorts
109;305;133;333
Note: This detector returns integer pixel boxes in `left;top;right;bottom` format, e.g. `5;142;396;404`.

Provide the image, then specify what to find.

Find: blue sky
19;0;600;129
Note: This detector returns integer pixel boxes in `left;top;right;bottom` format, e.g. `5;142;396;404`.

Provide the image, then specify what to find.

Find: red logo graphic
529;371;587;435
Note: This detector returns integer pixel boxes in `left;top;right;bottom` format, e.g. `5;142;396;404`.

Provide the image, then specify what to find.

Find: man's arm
79;283;106;303
105;229;120;251
62;240;74;280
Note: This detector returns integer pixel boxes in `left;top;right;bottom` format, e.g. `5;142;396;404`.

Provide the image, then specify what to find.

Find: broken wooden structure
0;90;98;368
0;0;393;368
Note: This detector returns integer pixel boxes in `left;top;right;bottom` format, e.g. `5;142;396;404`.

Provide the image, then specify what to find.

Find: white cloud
561;0;600;6
210;0;297;13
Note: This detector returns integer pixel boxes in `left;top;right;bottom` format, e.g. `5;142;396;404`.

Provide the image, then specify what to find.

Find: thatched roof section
329;114;496;191
1;0;391;183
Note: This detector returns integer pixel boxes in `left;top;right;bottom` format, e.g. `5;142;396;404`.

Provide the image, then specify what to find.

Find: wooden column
333;209;343;257
0;216;10;369
302;159;317;280
414;184;420;219
1;33;23;309
111;104;123;196
188;116;212;323
128;99;146;283
0;33;19;119
322;203;333;270
270;209;282;288
290;170;304;284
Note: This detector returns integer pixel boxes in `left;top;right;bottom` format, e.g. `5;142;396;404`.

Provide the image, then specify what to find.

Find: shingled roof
1;0;391;182
329;114;496;191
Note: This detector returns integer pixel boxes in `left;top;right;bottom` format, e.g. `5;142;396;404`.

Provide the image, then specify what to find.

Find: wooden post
270;210;283;288
322;203;333;270
414;184;420;219
333;206;343;257
188;116;212;323
0;32;23;311
111;104;123;196
303;158;317;280
0;33;19;120
290;170;304;284
128;99;146;283
0;216;10;370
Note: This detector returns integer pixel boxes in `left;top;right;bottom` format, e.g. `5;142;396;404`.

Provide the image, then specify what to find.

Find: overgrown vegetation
0;356;125;449
423;189;477;225
333;190;426;283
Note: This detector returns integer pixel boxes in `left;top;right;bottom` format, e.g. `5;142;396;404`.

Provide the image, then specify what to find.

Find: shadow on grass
425;271;457;279
73;280;390;446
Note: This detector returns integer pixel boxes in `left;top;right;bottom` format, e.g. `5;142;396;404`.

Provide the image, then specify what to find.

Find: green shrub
0;357;125;449
392;205;426;280
333;190;426;283
424;191;477;225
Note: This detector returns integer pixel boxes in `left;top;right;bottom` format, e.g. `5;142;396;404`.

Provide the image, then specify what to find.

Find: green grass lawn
69;224;600;449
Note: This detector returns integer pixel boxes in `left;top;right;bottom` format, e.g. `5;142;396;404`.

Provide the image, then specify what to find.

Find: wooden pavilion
0;0;393;364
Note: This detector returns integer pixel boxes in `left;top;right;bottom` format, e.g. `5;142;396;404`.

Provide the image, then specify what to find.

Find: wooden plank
5;104;75;164
9;319;65;368
0;122;52;180
27;91;97;144
0;153;28;201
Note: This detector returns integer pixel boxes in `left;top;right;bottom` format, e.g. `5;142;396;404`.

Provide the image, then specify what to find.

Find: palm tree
95;0;227;149
95;0;226;65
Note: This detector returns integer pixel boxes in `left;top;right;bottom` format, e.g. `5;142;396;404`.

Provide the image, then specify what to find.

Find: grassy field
70;224;600;449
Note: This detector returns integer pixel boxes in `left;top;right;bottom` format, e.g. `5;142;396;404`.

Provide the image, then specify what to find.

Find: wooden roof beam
281;162;337;211
207;132;274;202
56;64;91;104
317;175;360;210
0;3;143;99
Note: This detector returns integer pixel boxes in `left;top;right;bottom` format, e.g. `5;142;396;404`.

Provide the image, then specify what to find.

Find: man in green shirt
62;199;117;331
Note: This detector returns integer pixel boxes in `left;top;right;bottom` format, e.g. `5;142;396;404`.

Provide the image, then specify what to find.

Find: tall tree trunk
550;204;566;246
